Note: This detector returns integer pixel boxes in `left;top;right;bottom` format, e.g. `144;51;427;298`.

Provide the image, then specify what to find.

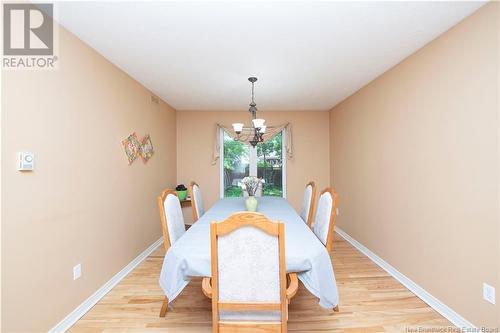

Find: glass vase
245;195;258;212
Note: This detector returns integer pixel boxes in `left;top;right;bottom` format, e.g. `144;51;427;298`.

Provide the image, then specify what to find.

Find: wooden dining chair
299;181;317;227
157;189;186;251
312;188;338;252
157;188;186;317
201;212;298;333
189;181;204;222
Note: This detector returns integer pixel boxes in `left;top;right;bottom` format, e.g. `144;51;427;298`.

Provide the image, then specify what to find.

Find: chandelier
232;77;266;148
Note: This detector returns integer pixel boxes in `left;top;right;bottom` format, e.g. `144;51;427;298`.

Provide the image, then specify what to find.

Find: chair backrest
189;181;204;221
210;212;287;333
157;189;186;251
312;188;338;252
299;181;317;227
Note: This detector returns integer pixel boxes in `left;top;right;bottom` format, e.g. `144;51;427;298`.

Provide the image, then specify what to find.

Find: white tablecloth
159;197;339;309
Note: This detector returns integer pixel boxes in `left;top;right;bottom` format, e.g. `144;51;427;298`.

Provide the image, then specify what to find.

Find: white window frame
219;128;287;199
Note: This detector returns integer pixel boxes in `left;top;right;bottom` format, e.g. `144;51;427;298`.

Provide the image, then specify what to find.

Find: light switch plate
483;283;496;304
73;264;82;280
336;208;340;216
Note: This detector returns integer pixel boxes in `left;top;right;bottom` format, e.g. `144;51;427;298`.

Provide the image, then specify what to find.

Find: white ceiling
55;1;485;111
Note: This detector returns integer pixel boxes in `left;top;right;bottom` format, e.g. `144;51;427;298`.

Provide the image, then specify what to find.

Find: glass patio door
221;130;285;198
222;131;250;197
256;132;283;197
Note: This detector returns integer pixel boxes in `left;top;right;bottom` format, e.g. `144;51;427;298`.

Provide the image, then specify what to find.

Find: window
221;129;286;198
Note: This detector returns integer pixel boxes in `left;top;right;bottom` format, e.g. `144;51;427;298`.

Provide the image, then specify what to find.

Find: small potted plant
175;184;188;201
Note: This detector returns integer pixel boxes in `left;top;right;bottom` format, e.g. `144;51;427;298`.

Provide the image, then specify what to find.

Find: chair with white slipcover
312;188;338;252
157;188;186;317
189;181;204;221
201;212;298;333
299;181;317;227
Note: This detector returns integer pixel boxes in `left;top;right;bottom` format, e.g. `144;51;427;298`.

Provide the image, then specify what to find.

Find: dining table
159;196;339;309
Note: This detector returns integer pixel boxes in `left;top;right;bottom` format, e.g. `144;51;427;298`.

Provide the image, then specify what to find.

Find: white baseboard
49;237;163;333
335;227;476;330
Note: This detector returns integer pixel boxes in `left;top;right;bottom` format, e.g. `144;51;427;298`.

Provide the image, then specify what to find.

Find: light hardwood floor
69;234;452;332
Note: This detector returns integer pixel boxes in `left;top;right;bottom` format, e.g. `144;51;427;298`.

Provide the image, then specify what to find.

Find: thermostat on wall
18;152;34;171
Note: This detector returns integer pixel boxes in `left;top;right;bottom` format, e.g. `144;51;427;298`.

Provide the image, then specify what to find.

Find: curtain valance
212;123;293;165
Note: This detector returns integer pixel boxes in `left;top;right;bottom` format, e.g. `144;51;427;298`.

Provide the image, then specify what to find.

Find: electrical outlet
73;264;82;280
336;208;340;216
483;283;495;304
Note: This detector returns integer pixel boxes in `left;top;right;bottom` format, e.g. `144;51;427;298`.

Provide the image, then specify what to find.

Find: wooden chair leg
159;296;168;317
333;305;339;312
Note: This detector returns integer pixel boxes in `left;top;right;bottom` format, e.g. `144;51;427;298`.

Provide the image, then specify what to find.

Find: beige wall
329;3;499;328
176;111;330;215
2;2;499;332
1;26;177;332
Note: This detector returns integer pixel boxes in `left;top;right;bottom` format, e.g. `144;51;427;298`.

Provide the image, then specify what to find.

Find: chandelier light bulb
252;118;265;129
260;125;266;134
232;123;244;134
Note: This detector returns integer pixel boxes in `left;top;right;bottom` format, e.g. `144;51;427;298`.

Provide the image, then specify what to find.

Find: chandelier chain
251;81;255;105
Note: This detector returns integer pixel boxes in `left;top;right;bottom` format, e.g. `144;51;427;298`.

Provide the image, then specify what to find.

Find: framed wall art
140;134;154;163
121;132;141;165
